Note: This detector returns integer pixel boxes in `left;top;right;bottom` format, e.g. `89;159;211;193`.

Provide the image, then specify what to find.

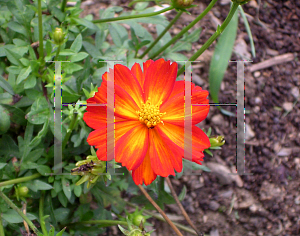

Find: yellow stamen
136;97;166;128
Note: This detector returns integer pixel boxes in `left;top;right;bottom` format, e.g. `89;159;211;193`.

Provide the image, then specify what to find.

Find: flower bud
53;28;64;45
132;215;146;227
172;0;194;9
209;136;225;147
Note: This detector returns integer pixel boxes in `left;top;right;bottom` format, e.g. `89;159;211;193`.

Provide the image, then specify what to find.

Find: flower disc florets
136;97;166;128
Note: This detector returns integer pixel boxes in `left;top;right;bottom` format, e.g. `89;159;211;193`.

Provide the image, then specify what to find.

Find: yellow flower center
136;97;166;128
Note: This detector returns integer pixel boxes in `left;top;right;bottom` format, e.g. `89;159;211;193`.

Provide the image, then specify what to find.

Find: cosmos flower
83;59;210;185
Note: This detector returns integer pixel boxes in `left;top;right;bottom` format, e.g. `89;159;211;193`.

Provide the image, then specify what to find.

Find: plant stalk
0;214;5;236
149;0;218;59
139;10;183;59
39;191;48;236
135;181;183;236
62;111;78;151
79;220;128;226
37;0;44;65
92;6;174;24
61;0;67;12
166;177;202;236
0;173;41;187
177;2;239;76
0;191;40;235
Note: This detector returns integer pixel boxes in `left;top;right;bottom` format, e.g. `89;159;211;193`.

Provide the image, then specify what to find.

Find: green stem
37;0;44;65
0;214;5;236
177;2;239;76
0;174;41;187
125;202;208;236
0;191;40;235
62;111;78;151
78;220;128;226
92;6;174;24
54;45;61;61
139;10;183;59
39;191;48;236
149;0;218;59
61;0;67;12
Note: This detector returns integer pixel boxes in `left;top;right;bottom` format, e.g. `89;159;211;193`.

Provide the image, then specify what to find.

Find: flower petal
115;124;149;171
87;121;139;161
132;151;157;186
161;82;209;126
148;128;182;177
114;64;144;107
157;122;210;164
144;59;177;106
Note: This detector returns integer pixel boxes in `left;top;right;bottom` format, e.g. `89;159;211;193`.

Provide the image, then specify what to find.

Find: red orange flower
83;59;210;185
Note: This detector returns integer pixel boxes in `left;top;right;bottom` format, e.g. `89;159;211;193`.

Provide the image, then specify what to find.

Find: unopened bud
172;0;194;9
209;136;225;147
53;28;64;45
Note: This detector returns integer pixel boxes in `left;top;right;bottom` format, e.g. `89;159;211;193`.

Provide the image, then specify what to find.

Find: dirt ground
81;0;300;235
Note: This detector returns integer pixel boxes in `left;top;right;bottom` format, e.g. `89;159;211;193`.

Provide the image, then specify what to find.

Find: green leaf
7;21;28;37
62;177;72;201
63;63;83;74
58;192;68;207
0;134;19;158
0;93;13;105
23;148;44;163
209;9;238;103
7;66;22;75
59;49;75;56
73;18;96;30
37;165;51;176
183;159;211;172
74;185;82;197
70;52;88;62
16;66;32;84
2;210;36;224
2;104;26;126
239;5;255;58
53;208;70;222
82;41;102;58
4;48;22;66
0;163;7;169
178;185;186;201
95;30;105;49
48;226;55;236
109;23;128;47
56;227;67;236
32;180;53;190
26;97;50;124
29;119;49;148
70;34;82;53
20;58;30;67
0;105;10;135
13;38;29;46
0;75;14;95
24;75;36;89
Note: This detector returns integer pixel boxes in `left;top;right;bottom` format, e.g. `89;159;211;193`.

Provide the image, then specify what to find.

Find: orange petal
148;128;182;177
115;124;149;171
161;83;209;126
114;64;144;107
83;106;107;129
157;123;210;164
132;151;157;186
144;59;177;106
131;63;144;89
